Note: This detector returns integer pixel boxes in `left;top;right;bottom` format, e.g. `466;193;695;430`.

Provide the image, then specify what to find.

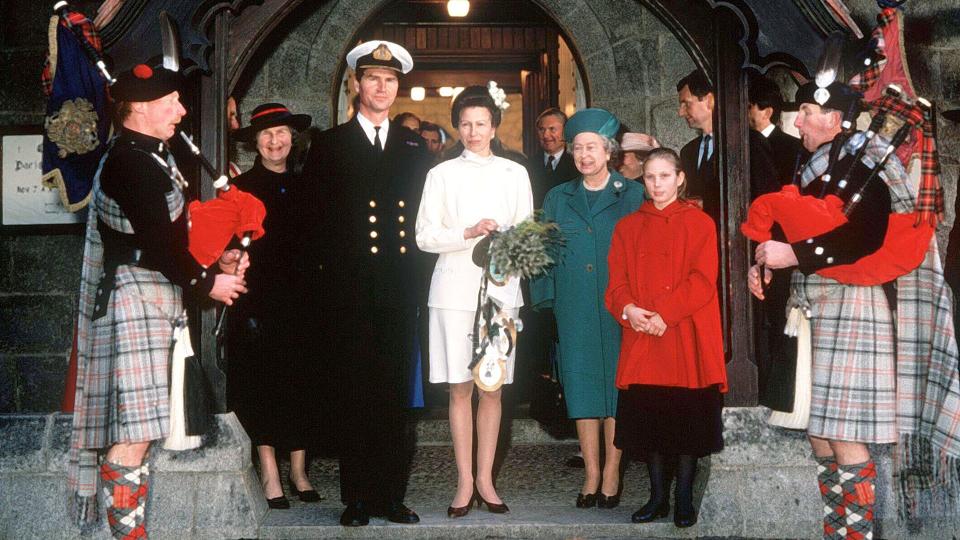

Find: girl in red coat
605;148;727;528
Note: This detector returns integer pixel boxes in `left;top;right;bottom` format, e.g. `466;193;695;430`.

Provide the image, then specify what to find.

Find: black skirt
226;314;323;451
614;384;724;457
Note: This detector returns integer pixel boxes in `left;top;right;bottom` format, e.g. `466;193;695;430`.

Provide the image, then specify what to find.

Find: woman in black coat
226;103;318;509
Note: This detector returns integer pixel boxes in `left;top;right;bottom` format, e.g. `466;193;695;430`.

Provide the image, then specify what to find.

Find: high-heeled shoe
287;477;321;502
447;498;472;518
597;492;620;509
266;495;290;509
575;492;598;508
631;499;670;523
476;493;510;514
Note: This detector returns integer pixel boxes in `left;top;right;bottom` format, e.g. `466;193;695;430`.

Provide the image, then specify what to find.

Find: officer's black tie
373;125;383;155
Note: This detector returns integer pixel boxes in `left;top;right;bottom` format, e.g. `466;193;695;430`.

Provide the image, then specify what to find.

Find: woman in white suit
416;86;533;517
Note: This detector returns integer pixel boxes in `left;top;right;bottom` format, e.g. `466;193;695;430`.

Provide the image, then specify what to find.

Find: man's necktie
373;126;383;155
699;134;713;171
545;155;555;172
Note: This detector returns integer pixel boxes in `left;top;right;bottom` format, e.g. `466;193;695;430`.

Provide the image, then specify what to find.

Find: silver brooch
613;180;623;190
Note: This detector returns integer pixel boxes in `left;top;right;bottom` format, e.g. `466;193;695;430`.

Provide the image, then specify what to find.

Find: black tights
644;452;697;511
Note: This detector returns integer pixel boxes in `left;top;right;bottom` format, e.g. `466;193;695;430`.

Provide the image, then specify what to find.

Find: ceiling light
447;0;469;18
410;87;426;101
438;86;454;97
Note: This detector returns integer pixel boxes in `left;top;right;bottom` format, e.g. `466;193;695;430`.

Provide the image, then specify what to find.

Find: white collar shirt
356;112;391;147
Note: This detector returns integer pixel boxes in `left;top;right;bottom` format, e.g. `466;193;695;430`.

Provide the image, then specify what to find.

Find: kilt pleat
798;273;897;444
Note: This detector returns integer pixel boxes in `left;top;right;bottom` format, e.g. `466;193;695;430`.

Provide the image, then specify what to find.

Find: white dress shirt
356;112;391;146
416;149;534;310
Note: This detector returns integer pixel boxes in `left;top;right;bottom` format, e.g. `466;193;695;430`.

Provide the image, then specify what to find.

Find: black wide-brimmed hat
111;63;181;102
234;103;311;143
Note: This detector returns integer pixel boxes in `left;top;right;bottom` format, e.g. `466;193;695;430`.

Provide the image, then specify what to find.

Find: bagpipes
742;89;936;286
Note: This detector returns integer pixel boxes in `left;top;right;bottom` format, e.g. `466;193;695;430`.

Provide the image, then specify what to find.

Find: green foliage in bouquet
489;212;563;279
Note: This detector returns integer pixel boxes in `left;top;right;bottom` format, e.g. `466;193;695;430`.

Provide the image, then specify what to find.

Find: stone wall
2;0;960;413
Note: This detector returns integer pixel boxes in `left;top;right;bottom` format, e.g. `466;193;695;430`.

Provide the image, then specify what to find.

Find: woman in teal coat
530;109;644;509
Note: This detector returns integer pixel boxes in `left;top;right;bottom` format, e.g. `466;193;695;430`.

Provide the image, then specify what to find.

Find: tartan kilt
795;271;898;444
82;264;181;447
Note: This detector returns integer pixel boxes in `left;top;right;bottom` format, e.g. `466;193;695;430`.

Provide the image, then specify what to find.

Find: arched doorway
213;0;786;406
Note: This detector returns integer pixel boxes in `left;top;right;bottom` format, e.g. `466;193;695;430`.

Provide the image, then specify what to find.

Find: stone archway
232;0;696;150
222;0;761;405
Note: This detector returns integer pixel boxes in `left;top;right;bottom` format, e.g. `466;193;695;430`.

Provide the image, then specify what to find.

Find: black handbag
528;344;574;437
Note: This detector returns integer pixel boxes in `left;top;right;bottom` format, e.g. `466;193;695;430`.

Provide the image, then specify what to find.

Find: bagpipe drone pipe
741;84;935;286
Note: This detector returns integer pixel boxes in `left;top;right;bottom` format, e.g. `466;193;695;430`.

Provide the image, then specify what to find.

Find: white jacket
415;150;534;310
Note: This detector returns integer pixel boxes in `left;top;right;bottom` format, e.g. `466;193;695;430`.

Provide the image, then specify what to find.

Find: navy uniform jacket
295;116;432;504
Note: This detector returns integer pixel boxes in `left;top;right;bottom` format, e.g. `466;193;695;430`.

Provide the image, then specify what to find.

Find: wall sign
1;127;85;229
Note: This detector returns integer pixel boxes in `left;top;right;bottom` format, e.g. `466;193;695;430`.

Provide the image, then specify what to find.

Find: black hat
234;103;312;143
791;80;863;114
450;86;502;127
111;63;181;102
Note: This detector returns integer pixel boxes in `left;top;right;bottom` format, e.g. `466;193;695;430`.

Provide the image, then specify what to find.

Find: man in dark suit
677;71;720;223
298;40;432;527
529;107;579;207
749;76;807;186
745;76;809;413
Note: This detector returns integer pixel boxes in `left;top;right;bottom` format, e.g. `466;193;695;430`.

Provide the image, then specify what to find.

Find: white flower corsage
487;81;510;111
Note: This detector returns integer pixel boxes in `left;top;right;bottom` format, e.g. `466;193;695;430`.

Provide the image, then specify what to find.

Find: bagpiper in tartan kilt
68;134;197;537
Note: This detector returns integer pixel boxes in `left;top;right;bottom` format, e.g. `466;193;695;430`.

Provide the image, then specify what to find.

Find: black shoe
673;504;697;528
287;477;322;502
340;502;369;527
266;495;290;509
565;455;585;468
597;492;620;509
631;500;670;523
386;502;420;524
575;492;597;508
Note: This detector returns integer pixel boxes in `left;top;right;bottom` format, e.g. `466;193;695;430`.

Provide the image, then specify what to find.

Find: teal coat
530;171;644;418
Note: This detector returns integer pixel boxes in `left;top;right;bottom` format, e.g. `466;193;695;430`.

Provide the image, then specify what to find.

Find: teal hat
563;108;620;142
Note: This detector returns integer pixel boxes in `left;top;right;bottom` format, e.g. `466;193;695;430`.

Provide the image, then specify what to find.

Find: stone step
4;409;958;539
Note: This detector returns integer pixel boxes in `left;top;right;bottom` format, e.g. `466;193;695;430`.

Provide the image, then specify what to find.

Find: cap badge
372;44;393;61
814;88;830;106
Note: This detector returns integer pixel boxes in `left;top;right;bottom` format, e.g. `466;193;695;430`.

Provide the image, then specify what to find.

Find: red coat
605;200;727;391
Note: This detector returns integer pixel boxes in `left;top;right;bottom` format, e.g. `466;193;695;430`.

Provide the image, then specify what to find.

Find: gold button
369;200;376;208
400;246;407;254
370;246;379;254
398;215;405;223
398;200;405;208
370;231;378;238
369;215;377;223
399;230;406;238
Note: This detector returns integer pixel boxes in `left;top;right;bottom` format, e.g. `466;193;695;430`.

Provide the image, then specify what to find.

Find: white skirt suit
415;150;534;384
